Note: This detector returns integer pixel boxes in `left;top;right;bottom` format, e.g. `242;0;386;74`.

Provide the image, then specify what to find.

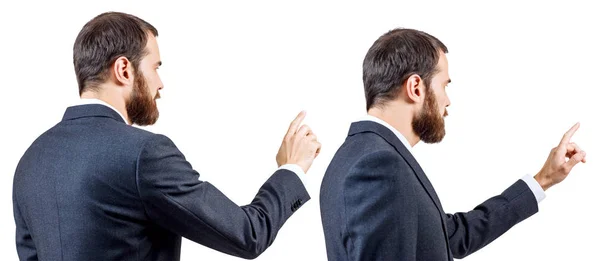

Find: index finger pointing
559;122;580;146
286;111;306;138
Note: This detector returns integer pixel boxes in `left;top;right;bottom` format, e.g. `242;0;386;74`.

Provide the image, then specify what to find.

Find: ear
112;56;134;86
404;74;425;104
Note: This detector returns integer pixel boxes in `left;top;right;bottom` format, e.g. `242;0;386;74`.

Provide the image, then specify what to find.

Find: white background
1;1;598;260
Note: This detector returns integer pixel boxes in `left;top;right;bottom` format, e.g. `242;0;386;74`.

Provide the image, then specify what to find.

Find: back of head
362;28;448;110
73;12;158;95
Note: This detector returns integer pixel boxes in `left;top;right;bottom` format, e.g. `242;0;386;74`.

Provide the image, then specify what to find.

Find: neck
367;101;420;147
80;86;131;124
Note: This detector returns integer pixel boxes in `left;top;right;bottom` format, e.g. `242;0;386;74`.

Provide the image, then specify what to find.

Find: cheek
433;92;446;113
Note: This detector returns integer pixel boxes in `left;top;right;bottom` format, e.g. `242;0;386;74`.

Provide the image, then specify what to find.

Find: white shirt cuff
521;174;546;204
278;164;306;185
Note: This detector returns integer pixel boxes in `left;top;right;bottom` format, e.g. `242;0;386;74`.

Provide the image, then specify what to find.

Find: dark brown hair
363;28;448;110
73;12;158;95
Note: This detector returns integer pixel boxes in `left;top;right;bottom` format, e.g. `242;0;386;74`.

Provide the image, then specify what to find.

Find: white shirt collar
355;115;414;154
74;98;129;124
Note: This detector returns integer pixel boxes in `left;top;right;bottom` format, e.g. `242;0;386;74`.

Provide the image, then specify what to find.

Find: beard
412;87;447;144
125;71;160;126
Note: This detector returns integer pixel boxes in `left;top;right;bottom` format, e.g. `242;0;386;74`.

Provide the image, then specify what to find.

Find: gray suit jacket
320;121;538;260
13;104;310;261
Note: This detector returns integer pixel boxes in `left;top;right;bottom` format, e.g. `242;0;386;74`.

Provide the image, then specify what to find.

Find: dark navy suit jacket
13;104;310;261
320;121;538;260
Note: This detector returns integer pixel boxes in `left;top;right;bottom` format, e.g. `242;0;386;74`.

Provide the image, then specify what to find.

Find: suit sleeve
13;189;38;261
446;179;538;259
136;134;310;259
343;150;419;261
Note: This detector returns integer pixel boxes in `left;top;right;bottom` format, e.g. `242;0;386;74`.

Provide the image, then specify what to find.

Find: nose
158;77;164;91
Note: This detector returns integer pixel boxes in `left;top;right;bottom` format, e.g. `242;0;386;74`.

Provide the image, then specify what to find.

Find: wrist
534;173;552;191
280;163;307;175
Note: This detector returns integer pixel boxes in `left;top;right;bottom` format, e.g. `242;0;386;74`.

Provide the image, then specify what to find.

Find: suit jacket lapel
348;121;445;213
348;121;452;253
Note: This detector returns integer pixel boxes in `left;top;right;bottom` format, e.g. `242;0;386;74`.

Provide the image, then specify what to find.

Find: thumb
564;151;586;173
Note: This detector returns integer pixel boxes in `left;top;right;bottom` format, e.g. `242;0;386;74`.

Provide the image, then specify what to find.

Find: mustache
155;92;161;100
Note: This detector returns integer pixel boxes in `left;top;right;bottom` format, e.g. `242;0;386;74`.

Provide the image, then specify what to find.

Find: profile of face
126;34;163;126
412;51;451;144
